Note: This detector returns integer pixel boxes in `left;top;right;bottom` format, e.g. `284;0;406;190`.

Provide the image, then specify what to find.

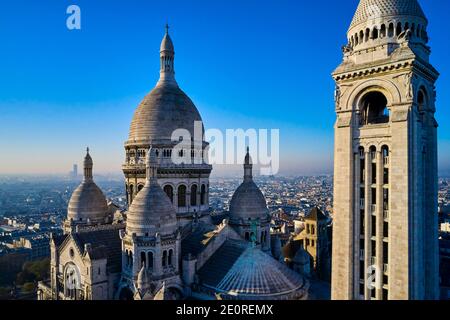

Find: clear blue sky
0;0;449;176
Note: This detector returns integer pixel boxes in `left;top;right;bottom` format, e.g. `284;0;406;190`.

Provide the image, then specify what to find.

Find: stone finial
83;147;93;182
146;147;158;183
158;25;176;86
244;147;253;182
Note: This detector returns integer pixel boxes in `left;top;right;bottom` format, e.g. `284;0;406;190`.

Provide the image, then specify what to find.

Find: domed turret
67;148;108;226
126;148;177;236
229;148;270;223
347;0;429;52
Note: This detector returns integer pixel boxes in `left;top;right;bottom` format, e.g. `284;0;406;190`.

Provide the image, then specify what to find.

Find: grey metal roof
71;228;122;273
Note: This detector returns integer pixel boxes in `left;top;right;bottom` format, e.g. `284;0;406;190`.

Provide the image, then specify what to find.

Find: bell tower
331;0;439;300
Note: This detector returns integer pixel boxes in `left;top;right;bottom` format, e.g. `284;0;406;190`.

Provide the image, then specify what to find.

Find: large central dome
128;85;202;142
128;26;203;143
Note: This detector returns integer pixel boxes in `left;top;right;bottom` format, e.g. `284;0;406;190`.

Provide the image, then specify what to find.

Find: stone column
353;151;361;298
172;191;177;209
364;151;371;300
376;150;384;300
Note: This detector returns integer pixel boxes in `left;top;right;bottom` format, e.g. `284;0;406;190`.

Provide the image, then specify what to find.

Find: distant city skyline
0;0;449;176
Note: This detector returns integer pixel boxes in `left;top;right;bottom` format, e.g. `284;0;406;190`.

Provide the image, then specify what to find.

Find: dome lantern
83;147;93;182
158;24;176;86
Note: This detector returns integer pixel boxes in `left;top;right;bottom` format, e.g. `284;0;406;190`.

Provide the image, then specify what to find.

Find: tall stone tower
123;26;212;227
331;0;439;300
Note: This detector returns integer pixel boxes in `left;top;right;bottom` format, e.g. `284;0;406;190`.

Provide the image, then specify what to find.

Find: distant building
283;207;331;281
293;208;331;281
70;164;78;179
12;235;52;260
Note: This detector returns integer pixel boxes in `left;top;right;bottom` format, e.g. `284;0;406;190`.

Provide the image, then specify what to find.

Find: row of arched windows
126;148;206;162
125;250;133;269
125;249;175;271
161;184;208;207
161;56;174;72
350;21;427;47
128;182;208;207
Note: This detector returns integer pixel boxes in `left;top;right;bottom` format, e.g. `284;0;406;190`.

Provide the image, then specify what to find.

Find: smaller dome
126;148;177;236
160;34;174;53
229;181;270;222
68;149;108;224
229;148;269;223
349;0;427;30
68;182;108;223
160;24;174;52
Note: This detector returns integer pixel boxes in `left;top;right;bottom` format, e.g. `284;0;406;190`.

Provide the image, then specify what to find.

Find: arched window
162;251;167;268
245;232;250;241
201;184;206;205
137;184;144;193
148;252;154;269
178;185;186;207
190;185;198;206
388;23;394;37
164;185;174;203
365;28;370;42
129;252;133;269
404;22;409;31
372;27;379;39
418;88;427;112
360;91;389;125
359;30;364;44
396;22;402;36
140;252;146;267
168;249;173;266
359;147;365;184
380;24;386;38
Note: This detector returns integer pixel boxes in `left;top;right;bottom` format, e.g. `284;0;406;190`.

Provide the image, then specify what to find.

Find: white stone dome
349;0;427;30
229;148;270;223
67;149;108;224
128;85;203;143
229;181;270;222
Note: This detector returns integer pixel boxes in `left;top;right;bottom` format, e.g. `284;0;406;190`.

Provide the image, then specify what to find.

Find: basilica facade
37;27;310;301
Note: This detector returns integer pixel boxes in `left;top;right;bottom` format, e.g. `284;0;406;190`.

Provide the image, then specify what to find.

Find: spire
83;147;93;182
158;24;176;86
244;147;253;182
146;148;158;183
